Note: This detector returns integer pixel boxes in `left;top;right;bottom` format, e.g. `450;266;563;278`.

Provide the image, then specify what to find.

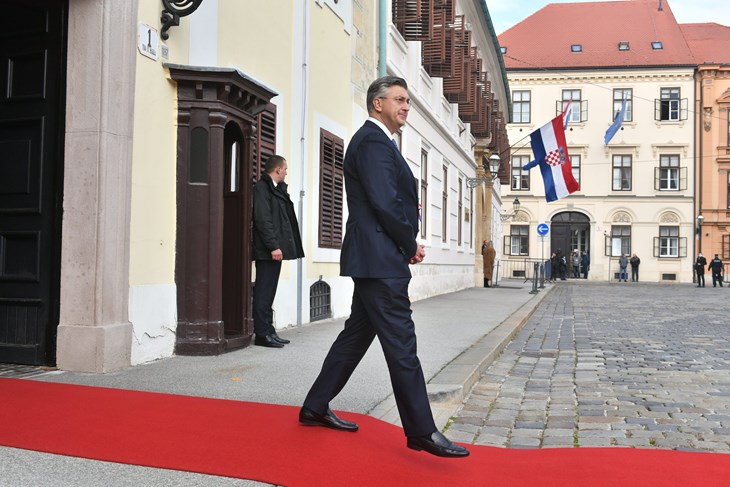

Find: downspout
297;1;310;326
378;0;387;76
696;71;702;258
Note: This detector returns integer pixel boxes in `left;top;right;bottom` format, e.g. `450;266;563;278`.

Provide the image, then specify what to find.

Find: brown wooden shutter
252;103;276;184
421;2;456;77
392;0;433;41
319;129;344;249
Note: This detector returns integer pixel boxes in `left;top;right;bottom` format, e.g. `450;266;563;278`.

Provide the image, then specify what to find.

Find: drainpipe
696;72;702;258
296;0;310;326
378;0;387;76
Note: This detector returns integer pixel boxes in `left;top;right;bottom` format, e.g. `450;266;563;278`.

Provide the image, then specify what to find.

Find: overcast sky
490;0;729;35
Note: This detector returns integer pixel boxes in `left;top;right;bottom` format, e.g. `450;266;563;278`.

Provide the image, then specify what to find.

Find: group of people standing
547;249;590;281
695;253;725;287
617;253;641;282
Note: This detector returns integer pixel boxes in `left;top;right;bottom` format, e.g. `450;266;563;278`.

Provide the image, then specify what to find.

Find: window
504;225;529;256
571;154;581;186
723;234;730;260
658;155;680;190
651;41;663;50
442;165;448;243
613;88;633;122
727;172;730;209
457;178;463;246
658;226;679;257
318;129;344;249
253;104;277;182
511;155;530;191
607;226;631;257
512;90;531;123
420;149;428;239
727;116;730;146
618;41;630;51
562;89;581;123
659;87;680;121
571;44;582;52
501;46;507;54
612;154;632;191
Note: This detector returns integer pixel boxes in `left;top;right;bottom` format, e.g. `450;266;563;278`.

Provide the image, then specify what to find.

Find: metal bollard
530;262;540;294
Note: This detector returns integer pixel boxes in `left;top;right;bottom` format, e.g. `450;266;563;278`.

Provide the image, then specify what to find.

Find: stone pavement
446;280;730;453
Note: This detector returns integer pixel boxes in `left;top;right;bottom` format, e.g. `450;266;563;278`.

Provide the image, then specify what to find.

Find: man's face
372;85;410;134
273;162;288;183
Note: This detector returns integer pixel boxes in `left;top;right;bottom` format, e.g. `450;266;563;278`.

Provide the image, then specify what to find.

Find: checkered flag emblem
545;147;565;167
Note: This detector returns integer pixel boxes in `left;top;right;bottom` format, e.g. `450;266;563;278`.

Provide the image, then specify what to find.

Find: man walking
695;253;707;288
300;76;468;458
708;254;724;287
252;155;304;348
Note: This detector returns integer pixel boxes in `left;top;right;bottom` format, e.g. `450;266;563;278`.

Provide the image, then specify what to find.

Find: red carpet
1;378;729;486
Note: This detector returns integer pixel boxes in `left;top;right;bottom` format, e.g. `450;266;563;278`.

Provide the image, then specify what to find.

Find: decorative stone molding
612;211;631;223
659;212;680;224
513;211;529;223
704;107;713;131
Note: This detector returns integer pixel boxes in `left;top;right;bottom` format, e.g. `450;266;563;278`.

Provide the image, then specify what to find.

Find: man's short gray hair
366;76;408;114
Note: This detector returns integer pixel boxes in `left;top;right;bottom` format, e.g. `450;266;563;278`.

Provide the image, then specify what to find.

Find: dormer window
500;46;507;54
651;41;663;50
618;41;630;51
571;44;582;53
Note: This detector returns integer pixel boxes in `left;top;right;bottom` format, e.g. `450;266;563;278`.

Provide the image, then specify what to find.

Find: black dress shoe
299;406;358;432
407;431;470;458
271;332;290;344
254;334;284;348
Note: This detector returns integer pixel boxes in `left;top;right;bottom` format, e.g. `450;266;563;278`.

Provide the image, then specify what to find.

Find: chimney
658;0;663;12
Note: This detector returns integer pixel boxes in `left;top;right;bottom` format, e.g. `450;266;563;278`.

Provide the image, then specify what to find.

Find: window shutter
605;235;611;256
654;167;660;190
503;235;511;256
253;103;277;183
392;0;433;41
653;237;660;257
680;166;687;190
654;99;661;121
319;129;344;249
679;237;687;258
581;100;588;122
680;98;688;121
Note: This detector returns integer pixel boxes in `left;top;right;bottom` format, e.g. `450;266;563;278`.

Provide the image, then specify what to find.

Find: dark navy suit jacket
340;121;418;278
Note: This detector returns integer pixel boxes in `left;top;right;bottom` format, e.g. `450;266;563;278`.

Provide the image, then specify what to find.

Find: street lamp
466;153;501;189
696;214;704;236
500;197;521;221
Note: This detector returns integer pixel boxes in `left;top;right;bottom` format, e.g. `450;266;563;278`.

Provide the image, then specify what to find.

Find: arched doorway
551;211;590;258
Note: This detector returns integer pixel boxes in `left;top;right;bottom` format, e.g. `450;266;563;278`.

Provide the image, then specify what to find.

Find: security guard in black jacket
252;155;304;347
708;254;724;288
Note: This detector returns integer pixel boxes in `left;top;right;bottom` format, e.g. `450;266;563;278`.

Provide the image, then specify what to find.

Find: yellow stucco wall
129;1;190;285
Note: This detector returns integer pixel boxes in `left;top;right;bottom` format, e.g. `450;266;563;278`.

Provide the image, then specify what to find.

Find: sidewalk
36;283;552;426
2;282;552;486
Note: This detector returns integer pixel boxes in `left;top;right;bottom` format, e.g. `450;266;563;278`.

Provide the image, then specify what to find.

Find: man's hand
271;249;283;261
409;244;426;265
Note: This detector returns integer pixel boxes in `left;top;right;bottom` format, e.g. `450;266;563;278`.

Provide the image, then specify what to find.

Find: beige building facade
0;0;509;371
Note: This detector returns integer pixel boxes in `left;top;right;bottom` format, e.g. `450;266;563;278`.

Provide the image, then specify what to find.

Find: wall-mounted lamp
466;153;501;189
500;197;521;222
696;213;704;236
161;0;204;40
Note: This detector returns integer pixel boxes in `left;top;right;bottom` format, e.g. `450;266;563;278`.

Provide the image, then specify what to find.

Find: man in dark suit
299;76;469;458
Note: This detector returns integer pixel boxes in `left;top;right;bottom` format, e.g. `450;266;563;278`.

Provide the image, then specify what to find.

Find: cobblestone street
447;281;730;453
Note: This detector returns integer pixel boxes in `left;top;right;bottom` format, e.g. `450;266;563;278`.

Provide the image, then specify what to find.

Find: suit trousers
252;259;282;337
303;277;437;438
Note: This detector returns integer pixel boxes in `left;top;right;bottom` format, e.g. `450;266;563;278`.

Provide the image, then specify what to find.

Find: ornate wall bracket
161;0;203;40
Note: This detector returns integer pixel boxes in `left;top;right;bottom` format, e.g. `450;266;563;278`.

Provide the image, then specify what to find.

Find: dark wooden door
222;123;252;344
0;0;66;365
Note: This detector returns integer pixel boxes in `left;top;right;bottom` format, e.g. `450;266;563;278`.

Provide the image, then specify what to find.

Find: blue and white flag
604;98;627;145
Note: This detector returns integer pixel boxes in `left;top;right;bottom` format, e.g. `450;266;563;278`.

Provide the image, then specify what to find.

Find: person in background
581;251;590;279
630;253;640;282
618;254;629;282
695;253;707;288
300;76;468;458
482;240;496;288
251;155;305;348
708;254;724;288
546;252;555;282
572;250;581;278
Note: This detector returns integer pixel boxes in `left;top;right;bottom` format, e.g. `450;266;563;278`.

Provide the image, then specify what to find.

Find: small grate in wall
310;279;332;322
662;273;677;281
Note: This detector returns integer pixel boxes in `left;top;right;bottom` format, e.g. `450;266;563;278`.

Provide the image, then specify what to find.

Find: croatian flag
522;114;580;202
